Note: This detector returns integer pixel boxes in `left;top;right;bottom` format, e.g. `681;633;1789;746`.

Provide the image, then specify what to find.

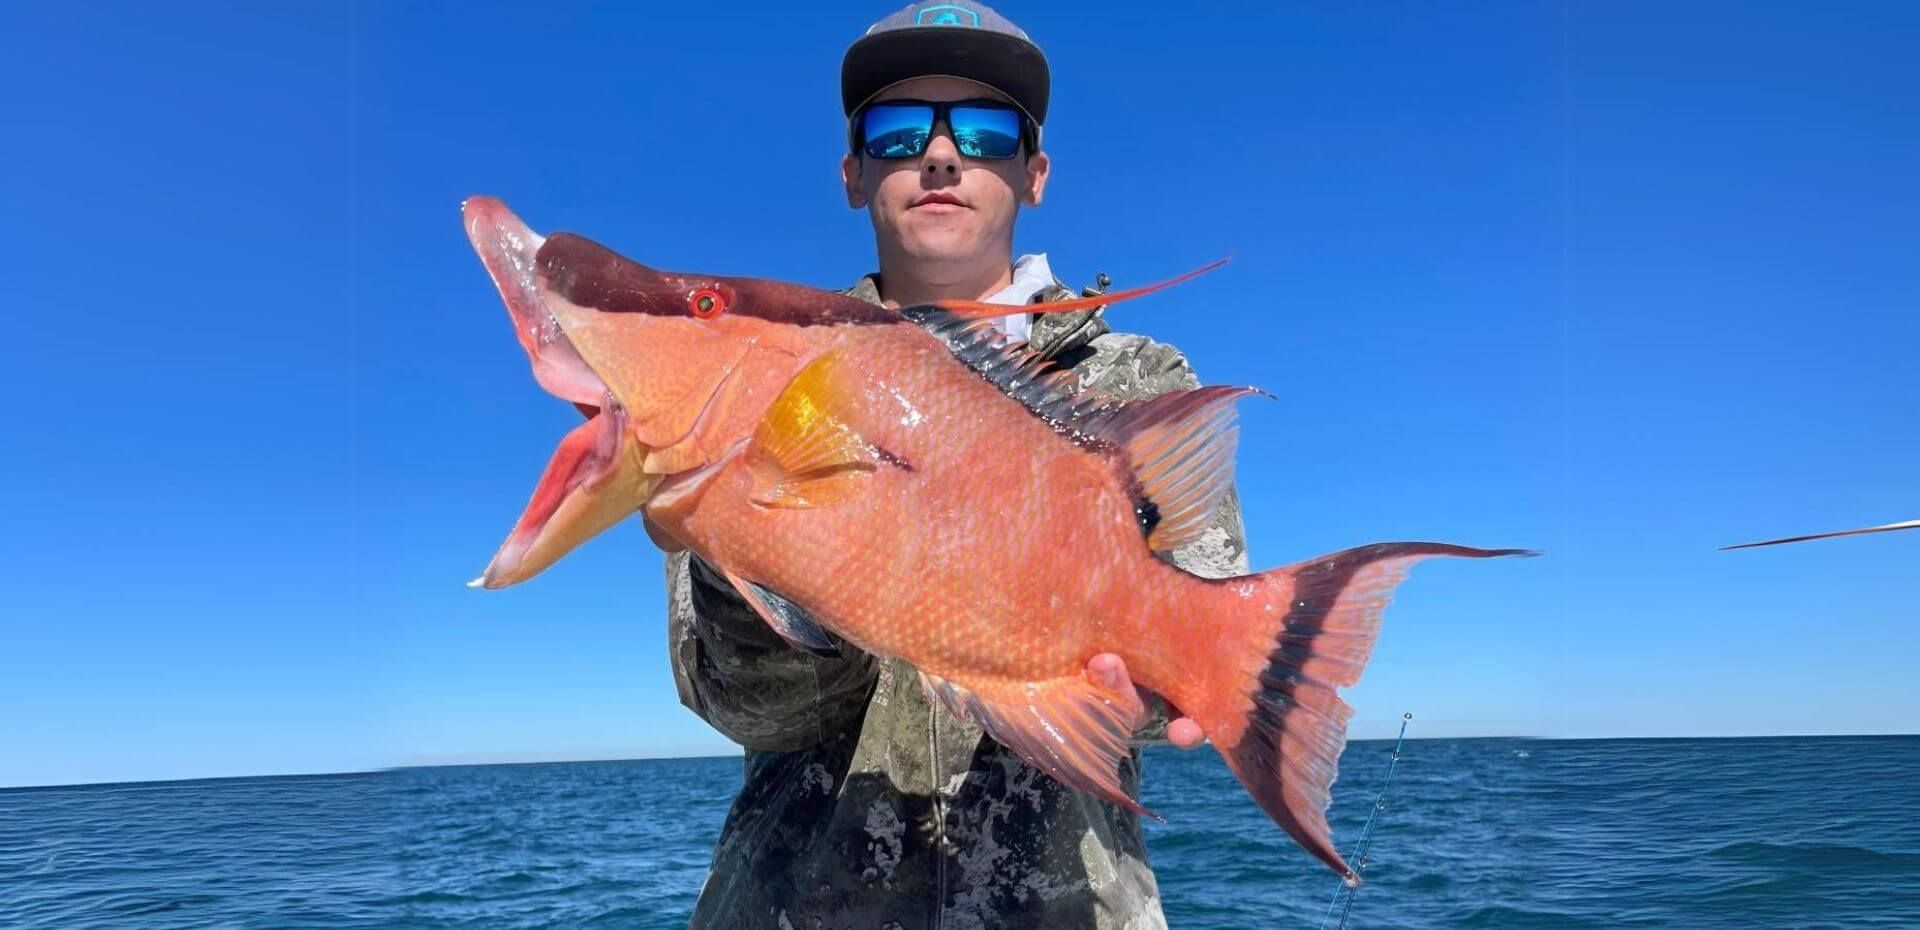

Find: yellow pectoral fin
749;465;873;509
747;350;897;509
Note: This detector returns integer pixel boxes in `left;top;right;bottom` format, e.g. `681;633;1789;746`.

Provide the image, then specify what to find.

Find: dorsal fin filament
929;257;1230;319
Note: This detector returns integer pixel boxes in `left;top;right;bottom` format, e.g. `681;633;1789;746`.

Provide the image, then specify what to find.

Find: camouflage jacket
665;274;1250;930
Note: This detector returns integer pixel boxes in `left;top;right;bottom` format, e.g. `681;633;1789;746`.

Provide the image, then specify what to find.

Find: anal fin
920;669;1154;819
720;568;838;657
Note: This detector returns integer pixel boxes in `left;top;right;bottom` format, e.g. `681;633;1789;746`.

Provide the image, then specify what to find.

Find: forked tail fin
1188;542;1534;881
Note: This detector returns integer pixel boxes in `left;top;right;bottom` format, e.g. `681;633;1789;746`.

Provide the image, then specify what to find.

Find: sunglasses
854;99;1034;161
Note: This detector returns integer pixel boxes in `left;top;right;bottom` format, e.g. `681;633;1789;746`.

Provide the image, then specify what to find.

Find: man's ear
841;153;868;209
1022;150;1050;207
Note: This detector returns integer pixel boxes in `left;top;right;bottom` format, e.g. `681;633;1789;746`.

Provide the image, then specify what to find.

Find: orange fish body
663;327;1154;675
463;196;1529;881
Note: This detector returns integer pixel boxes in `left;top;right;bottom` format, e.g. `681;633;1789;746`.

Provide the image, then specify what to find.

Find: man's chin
897;228;988;263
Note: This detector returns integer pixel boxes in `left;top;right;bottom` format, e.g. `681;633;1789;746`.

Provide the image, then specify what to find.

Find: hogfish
462;196;1531;881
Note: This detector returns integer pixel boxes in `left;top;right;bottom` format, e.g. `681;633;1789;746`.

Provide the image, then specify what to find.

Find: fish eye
690;288;726;319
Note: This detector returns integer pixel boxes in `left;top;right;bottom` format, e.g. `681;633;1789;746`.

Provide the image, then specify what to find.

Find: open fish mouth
463;196;660;588
462;196;610;410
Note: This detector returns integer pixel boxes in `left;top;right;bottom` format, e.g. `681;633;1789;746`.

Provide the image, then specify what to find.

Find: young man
664;4;1247;927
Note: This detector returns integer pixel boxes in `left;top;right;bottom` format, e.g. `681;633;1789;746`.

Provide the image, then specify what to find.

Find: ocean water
3;737;1915;929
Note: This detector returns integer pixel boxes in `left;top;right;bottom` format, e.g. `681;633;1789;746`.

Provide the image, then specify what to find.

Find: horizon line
5;731;1916;792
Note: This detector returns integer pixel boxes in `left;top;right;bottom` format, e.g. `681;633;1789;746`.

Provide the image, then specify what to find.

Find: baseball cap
841;2;1051;128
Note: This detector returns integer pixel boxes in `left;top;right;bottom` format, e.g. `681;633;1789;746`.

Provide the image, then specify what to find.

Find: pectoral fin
748;350;900;509
919;669;1154;819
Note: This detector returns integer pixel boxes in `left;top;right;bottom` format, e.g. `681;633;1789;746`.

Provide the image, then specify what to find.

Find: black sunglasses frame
849;98;1038;161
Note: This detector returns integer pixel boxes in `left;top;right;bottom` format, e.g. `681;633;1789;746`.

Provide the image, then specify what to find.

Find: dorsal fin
930;257;1229;319
900;305;1260;553
1080;386;1263;551
898;307;1099;428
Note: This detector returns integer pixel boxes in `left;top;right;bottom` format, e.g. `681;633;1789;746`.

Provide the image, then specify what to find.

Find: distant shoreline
5;733;1915;793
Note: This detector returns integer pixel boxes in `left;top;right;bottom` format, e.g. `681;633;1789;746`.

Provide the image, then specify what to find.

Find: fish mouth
467;401;658;589
464;196;660;588
462;196;610;409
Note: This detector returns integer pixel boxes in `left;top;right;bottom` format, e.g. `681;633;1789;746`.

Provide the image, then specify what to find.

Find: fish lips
463;196;609;409
468;404;661;589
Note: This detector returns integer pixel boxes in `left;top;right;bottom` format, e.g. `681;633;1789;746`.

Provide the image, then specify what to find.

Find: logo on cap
914;4;981;27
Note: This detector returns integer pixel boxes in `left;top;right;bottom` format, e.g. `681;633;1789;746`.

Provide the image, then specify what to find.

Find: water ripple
1;739;1915;928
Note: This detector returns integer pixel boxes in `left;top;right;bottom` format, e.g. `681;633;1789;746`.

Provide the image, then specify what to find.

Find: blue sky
1;2;1913;788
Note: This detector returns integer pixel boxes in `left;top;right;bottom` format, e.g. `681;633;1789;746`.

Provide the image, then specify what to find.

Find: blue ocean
4;737;1915;929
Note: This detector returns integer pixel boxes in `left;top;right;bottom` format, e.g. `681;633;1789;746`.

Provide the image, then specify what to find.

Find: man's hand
1087;653;1206;750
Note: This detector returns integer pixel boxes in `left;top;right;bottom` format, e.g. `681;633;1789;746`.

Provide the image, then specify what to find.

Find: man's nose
920;120;962;179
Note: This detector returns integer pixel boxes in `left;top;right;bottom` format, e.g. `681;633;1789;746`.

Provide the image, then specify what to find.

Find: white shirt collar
979;253;1054;342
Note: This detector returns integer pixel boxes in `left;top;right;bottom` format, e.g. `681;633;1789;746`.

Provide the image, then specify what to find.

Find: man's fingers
1087;652;1126;691
1166;718;1206;750
1088;652;1207;750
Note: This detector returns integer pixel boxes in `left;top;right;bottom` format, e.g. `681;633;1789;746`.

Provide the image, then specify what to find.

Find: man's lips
910;193;968;209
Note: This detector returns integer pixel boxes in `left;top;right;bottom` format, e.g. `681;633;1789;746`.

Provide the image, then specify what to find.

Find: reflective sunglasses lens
949;106;1023;159
862;104;934;159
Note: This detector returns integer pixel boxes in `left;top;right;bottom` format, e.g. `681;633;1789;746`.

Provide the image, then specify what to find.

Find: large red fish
463;196;1530;881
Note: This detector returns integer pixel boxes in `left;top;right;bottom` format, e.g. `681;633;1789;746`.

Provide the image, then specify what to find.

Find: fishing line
1317;712;1413;930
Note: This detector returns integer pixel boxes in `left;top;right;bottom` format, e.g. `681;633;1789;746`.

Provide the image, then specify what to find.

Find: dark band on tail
1214;542;1535;880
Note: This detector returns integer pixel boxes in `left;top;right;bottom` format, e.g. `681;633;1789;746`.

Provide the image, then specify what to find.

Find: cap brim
842;27;1049;125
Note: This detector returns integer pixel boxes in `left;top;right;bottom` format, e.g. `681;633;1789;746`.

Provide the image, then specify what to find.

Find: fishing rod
1317;712;1413;930
1723;519;1919;550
